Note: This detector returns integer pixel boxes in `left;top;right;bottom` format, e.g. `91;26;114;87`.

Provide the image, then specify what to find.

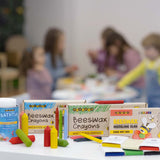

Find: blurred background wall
25;0;160;76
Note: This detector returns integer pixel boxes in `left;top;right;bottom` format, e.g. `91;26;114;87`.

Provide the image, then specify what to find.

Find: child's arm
117;50;142;78
157;66;160;84
117;61;145;89
45;54;67;81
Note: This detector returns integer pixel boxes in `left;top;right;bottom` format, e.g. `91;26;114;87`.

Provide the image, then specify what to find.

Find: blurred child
88;27;115;73
117;33;160;107
44;28;78;90
105;32;144;91
20;47;52;99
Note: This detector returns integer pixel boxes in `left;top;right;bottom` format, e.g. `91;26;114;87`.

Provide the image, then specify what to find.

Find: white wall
25;0;160;76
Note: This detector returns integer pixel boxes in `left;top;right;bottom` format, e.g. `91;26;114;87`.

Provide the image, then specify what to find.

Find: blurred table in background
53;75;138;102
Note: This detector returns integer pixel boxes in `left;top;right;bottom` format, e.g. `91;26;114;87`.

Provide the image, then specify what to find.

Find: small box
23;100;86;133
68;103;147;136
109;108;160;138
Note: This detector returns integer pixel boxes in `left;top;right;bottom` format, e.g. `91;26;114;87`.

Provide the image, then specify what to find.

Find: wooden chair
0;53;25;96
6;35;28;67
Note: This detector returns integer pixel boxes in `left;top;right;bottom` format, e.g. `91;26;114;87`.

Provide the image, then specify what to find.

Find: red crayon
55;107;59;133
44;126;51;147
95;100;124;104
9;135;35;144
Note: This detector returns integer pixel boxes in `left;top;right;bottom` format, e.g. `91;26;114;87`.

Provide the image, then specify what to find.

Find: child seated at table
117;33;160;107
105;32;144;92
88;27;115;73
20;46;53;99
44;28;78;90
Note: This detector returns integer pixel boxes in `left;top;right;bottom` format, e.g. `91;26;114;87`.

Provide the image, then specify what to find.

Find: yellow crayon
79;133;102;144
50;126;58;148
21;113;28;136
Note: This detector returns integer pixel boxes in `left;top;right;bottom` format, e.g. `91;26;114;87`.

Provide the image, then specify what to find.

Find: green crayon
16;129;32;147
58;139;69;147
59;110;63;139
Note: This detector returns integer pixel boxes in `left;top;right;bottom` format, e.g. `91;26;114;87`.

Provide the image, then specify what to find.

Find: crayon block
16;129;32;147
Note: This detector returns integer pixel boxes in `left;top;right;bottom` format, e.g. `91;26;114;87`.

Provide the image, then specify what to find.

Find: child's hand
72;65;79;71
105;68;117;76
88;50;97;60
65;65;78;74
115;85;123;91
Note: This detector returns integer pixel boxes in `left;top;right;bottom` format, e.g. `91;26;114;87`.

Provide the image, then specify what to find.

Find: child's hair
101;27;115;40
20;46;39;76
105;32;131;64
142;33;160;53
44;28;64;67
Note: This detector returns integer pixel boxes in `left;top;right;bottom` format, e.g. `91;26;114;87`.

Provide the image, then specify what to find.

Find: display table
0;134;158;160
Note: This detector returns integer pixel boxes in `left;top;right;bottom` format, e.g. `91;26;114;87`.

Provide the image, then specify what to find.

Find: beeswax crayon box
68;103;147;137
23;100;86;133
109;108;160;139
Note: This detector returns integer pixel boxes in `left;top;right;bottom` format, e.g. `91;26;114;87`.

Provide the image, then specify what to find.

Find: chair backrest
0;53;7;69
5;35;28;67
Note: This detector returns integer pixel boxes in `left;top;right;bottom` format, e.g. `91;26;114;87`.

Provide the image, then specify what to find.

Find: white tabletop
53;87;138;102
0;134;158;160
53;77;138;102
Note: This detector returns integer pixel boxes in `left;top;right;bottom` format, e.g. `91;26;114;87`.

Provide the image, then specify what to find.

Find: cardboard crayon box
68;103;147;137
23;100;86;133
109;108;160;139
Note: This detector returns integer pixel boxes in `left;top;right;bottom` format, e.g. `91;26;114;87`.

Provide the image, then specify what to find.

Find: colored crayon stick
16;129;32;147
95;100;124;104
74;136;102;142
55;107;59;133
21;113;28;136
9;135;35;144
44;126;51;147
20;111;24;129
70;135;100;139
79;133;102;144
59;110;63;139
50;126;58;148
64;110;68;140
58;139;69;147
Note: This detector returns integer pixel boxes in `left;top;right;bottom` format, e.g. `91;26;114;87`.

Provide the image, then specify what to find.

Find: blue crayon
64;110;68;140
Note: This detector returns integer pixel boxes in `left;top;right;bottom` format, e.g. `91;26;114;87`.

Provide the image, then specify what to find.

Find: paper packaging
109;108;160;138
101;146;125;156
68;103;147;137
23;100;86;133
102;136;128;148
139;138;160;151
